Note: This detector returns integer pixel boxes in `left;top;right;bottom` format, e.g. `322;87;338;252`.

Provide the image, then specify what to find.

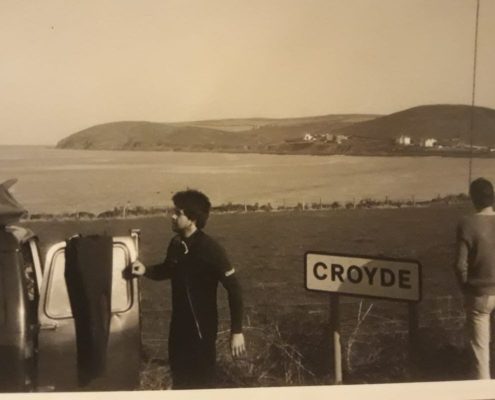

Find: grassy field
22;204;475;387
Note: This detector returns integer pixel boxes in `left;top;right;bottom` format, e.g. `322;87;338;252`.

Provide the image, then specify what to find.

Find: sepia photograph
1;0;495;398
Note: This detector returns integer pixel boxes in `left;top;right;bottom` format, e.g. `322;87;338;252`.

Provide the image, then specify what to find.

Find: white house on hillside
396;135;411;145
323;133;334;142
422;138;437;147
303;133;315;142
335;134;348;144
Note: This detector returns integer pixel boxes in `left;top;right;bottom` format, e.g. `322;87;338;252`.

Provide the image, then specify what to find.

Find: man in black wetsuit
132;189;245;389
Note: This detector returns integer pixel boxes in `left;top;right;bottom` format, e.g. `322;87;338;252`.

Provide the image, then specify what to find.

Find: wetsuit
65;235;113;386
146;230;243;389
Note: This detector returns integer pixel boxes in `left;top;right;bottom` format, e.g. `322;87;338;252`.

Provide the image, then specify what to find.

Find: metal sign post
305;252;422;384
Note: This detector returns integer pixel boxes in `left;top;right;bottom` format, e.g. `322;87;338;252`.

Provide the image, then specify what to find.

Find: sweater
455;213;495;295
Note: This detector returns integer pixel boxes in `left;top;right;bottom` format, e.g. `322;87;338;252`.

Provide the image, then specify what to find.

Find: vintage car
0;224;141;392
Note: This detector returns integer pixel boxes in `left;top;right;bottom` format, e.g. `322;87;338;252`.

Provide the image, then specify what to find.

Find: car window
21;243;38;303
45;244;132;319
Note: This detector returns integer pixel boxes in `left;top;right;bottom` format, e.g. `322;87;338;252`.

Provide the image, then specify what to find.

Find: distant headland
56;105;495;157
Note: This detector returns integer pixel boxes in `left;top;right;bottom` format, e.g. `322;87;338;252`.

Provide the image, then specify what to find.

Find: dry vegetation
23;203;477;388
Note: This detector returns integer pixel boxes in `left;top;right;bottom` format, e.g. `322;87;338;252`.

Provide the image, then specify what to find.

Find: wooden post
123;201;130;218
330;294;343;384
407;302;419;379
408;302;419;356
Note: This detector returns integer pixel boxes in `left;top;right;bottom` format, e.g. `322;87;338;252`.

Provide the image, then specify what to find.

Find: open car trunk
36;234;141;391
0;227;142;392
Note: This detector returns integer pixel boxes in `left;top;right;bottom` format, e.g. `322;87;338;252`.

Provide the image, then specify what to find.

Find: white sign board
305;252;421;302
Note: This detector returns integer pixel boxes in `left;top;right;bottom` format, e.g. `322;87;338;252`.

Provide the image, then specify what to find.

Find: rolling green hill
56;114;377;151
337;104;495;146
56;105;495;155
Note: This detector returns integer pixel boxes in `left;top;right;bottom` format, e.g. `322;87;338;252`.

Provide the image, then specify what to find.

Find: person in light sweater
455;177;495;379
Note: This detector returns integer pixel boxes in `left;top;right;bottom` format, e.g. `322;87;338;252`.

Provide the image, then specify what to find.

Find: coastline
53;144;495;159
4;144;494;159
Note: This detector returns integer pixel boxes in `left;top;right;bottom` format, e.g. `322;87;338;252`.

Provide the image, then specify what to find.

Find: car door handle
39;322;58;331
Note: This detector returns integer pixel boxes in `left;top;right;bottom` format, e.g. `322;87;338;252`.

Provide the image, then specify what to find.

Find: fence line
24;193;470;221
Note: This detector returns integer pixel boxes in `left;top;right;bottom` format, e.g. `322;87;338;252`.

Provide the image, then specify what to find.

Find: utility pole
468;0;480;186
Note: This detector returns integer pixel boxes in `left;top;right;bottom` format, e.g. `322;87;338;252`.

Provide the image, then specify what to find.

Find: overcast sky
1;0;493;145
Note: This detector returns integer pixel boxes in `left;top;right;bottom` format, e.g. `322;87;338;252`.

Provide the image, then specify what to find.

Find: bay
0;146;492;214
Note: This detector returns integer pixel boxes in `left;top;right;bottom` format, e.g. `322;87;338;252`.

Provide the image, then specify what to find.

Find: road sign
305;252;421;302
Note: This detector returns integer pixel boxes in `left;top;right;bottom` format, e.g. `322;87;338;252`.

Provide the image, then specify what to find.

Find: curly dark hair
470;177;494;210
172;189;211;229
